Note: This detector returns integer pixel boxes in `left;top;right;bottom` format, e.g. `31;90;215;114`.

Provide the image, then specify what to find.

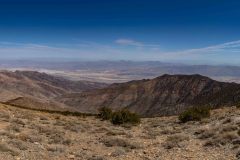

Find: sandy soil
0;104;238;160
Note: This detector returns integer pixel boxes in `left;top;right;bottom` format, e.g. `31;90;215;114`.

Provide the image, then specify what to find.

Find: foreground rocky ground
0;104;239;160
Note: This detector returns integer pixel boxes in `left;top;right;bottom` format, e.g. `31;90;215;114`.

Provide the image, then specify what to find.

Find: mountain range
59;74;240;117
0;70;106;111
2;60;240;83
1;70;240;117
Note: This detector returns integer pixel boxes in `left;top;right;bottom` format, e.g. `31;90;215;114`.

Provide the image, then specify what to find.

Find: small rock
68;155;75;159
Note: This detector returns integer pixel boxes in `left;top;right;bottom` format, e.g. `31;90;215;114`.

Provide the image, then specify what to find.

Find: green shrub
98;107;113;120
179;107;210;123
111;109;140;125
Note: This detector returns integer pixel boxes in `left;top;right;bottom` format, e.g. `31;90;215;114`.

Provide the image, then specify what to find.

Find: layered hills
59;74;240;117
0;71;240;159
2;70;240;117
0;70;106;101
0;70;106;111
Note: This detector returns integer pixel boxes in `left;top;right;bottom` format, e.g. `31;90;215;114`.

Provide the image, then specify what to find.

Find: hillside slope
0;70;106;102
0;103;238;159
59;74;240;117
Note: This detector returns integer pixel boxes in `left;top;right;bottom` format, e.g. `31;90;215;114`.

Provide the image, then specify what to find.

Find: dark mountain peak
157;74;211;80
59;74;240;117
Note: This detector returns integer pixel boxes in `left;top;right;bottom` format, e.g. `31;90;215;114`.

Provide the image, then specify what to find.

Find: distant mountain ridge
2;70;240;117
0;70;106;102
58;74;240;117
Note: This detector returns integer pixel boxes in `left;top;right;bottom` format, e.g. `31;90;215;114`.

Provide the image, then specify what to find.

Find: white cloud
115;39;143;47
165;40;240;57
115;38;160;49
0;41;133;60
0;39;240;64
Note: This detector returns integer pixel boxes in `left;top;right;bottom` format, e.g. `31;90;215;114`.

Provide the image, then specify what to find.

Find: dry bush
11;118;25;126
37;125;63;136
98;107;113;120
39;116;49;121
221;125;238;133
63;123;82;133
142;127;163;139
111;109;140;125
222;118;232;124
41;121;50;125
46;145;65;153
27;134;43;143
48;132;71;145
106;130;127;136
111;148;126;157
0;143;19;156
160;127;180;135
7;124;21;133
54;120;67;126
198;129;216;139
87;156;107;160
90;127;110;134
0;112;10;121
179;107;210;123
0;130;8;136
14;133;29;141
8;140;28;150
162;134;189;149
63;139;72;145
17;112;35;120
204;132;239;147
48;133;64;144
102;137;142;149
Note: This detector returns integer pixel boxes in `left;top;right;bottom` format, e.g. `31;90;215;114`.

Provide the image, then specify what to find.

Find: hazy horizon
0;0;240;65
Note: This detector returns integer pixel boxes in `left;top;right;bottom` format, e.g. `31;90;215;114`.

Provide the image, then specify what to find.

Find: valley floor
0;104;238;160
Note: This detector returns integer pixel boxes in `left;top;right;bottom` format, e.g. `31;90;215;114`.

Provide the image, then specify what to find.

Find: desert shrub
111;148;126;157
98;107;113;120
106;130;126;136
198;129;215;139
7;124;21;133
0;143;19;156
102;137;142;149
221;125;238;133
222;118;232;124
204;132;239;147
160;127;180;135
162;134;189;149
12;118;25;126
111;109;140;125
27;134;43;143
204;132;238;147
179;107;210;123
48;133;65;144
8;140;28;150
87;156;107;160
64;124;82;133
46;145;65;153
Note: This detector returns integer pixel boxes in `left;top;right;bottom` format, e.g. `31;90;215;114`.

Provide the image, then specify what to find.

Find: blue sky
0;0;240;64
